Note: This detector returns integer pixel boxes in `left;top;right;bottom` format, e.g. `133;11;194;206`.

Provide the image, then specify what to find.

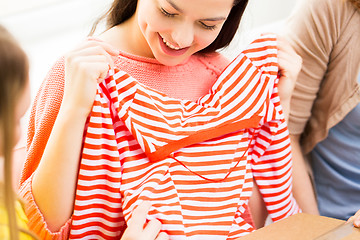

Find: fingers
143;219;163;240
127;201;152;232
66;42;116;69
348;209;360;227
122;201;168;240
71;39;119;57
259;33;302;74
62;40;118;114
355;210;360;227
276;35;293;50
75;47;114;69
156;232;170;240
70;55;111;82
274;34;302;113
276;35;302;78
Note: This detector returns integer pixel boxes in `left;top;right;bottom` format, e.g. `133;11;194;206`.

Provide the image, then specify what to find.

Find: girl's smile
134;0;234;66
158;34;189;56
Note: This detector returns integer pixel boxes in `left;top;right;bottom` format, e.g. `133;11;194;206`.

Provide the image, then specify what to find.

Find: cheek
140;6;177;36
140;14;171;36
137;3;167;33
195;30;221;49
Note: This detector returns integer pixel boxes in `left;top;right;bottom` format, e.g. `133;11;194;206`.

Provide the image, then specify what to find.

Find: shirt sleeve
252;120;301;221
251;81;301;221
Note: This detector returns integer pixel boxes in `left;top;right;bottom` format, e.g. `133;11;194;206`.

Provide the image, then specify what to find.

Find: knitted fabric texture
19;43;230;239
70;35;300;240
18;35;300;240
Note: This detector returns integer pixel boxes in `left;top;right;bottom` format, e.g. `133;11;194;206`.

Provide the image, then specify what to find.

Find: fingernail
355;219;360;227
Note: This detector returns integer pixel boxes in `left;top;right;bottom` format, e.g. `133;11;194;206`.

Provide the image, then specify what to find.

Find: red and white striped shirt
70;35;300;240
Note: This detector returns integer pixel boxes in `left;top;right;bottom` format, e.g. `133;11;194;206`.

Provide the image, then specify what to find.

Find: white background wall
1;0;112;97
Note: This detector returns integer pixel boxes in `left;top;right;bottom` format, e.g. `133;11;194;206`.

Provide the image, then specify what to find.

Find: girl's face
135;0;234;66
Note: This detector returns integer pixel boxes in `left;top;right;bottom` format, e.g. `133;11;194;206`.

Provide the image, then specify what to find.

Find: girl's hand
62;40;119;116
347;209;360;228
121;201;169;240
276;35;302;103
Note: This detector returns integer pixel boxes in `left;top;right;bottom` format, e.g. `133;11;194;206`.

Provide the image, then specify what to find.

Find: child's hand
347;209;360;228
121;201;169;240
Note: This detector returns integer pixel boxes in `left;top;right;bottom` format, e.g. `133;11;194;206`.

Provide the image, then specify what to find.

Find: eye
160;7;176;18
199;22;217;31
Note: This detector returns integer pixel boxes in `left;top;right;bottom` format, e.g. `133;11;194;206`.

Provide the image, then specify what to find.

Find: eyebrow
199;16;227;22
166;0;182;12
166;0;227;22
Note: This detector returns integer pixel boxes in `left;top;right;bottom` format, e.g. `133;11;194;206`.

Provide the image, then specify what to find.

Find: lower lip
158;34;189;57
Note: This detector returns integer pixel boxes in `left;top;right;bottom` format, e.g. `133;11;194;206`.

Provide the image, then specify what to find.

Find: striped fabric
70;35;300;240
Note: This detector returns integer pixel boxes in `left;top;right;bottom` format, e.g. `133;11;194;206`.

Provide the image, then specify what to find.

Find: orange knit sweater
19;36;299;240
18;45;239;239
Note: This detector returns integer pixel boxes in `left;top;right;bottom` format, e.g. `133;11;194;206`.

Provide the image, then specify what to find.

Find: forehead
161;0;234;17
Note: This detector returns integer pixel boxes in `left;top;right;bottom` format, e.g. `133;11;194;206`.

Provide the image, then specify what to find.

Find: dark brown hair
349;0;360;9
91;0;248;54
0;24;36;240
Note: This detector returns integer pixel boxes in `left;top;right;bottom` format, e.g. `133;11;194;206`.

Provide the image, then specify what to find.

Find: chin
163;59;186;66
155;53;189;66
159;59;182;66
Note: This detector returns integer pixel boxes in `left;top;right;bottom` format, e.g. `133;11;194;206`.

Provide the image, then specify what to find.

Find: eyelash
160;7;217;31
160;7;176;18
200;22;217;31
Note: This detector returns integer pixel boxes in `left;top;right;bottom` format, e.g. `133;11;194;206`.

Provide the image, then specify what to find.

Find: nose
171;21;194;48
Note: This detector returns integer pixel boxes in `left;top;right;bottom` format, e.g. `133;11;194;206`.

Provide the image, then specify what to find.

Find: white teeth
162;38;180;50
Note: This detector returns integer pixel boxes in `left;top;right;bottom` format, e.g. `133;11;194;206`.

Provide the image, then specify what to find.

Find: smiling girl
18;0;303;239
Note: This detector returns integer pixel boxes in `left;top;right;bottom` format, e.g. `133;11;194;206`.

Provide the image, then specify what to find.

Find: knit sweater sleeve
18;57;71;239
19;175;71;240
20;57;66;184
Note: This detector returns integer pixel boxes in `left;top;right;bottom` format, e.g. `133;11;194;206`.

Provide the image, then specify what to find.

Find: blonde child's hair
0;24;37;240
